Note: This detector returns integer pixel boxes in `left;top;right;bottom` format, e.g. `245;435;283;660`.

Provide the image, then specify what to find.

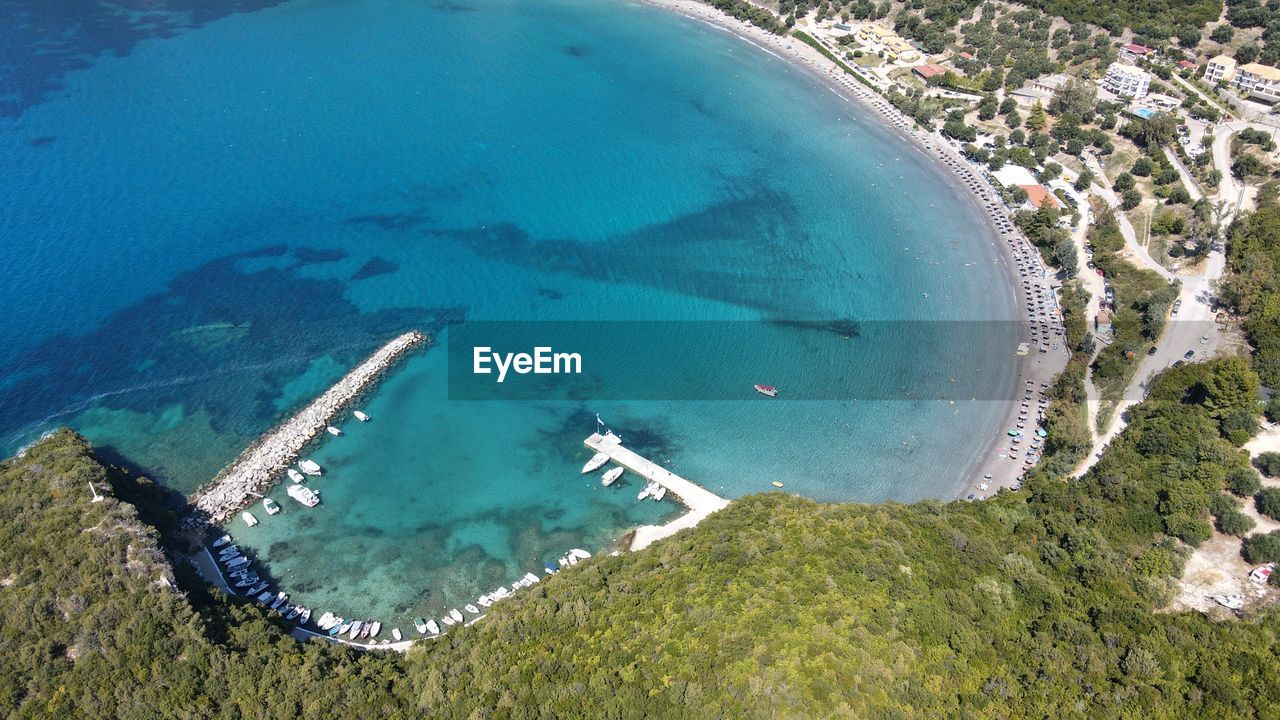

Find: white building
1204;54;1236;84
1102;62;1150;98
1233;62;1280;103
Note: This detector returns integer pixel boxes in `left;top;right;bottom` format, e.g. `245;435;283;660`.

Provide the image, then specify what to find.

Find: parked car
1147;346;1158;356
1184;350;1195;360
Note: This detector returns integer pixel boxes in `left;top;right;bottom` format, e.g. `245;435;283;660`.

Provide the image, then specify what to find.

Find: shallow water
1;0;1017;621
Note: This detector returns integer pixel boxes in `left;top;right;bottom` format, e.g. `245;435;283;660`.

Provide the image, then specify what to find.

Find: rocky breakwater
185;330;428;528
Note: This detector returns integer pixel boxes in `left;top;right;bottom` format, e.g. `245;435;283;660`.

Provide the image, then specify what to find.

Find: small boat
285;605;299;620
413;617;428;633
771;481;784;488
449;608;464;623
359;623;373;639
262;497;281;515
569;549;592;560
318;612;335;629
477;596;492;607
270;592;288;610
426;619;441;635
247;582;268;596
354;410;370;421
334;621;350;637
257;591;273;604
652;486;667;501
287;468;304;483
349;620;363;638
637;482;656;501
234;575;258;588
544;563;558;574
298;608;311;624
1213;594;1244;610
523;572;540;584
557;557;568;567
298;459;322;476
241;511;258;527
581;452;610;474
327;426;342;437
287;483;320;507
565;554;578;566
225;556;249;569
218;545;240;557
441;614;456;627
601;467;624;486
464;604;480;614
368;621;381;638
392;628;402;641
754;384;778;397
211;534;232;548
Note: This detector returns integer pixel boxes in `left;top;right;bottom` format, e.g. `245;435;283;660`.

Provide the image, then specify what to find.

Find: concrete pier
584;432;730;550
185;330;427;528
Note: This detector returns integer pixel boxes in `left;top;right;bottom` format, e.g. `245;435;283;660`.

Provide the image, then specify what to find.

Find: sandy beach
640;0;1070;499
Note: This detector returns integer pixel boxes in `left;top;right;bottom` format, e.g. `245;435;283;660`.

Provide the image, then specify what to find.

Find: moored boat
581;452;609;474
753;384;778;397
299;459;322;476
413;617;428;634
349;620;363;638
298;608;311;624
392;628;402;641
652;486;667;501
601;467;624;486
449;608;464;623
270;592;287;610
354;410;370;422
286;483;320;507
318;612;335;629
368;621;381;638
426;619;441;635
464;604;479;614
211;534;232;548
544;563;558;574
334;620;350;636
637;482;658;501
263;497;281;515
327;426;342;436
225;556;249;569
441;614;456;627
247;582;268;596
287;468;304;483
241;511;258;527
257;591;273;604
523;572;540;584
569;549;592;560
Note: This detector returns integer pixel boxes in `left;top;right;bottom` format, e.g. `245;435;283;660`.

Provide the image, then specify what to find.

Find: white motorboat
569;549;592;560
270;592;287;610
327;426;342;437
426;619;441;635
299;459;322;476
652;486;667;501
413;617;428;634
1214;594;1245;610
285;605;300;620
464;604;479;614
262;497;281;515
225;556;249;569
449;608;464;623
637;482;658;501
348;620;363;638
287;483;320;507
565;555;578;566
441;614;456;627
392;628;402;641
241;511;259;527
523;572;540;584
298;608;311;624
354;410;370;421
257;591;273;603
368;621;381;638
218;545;239;557
581;452;609;474
247;582;268;596
211;534;232;548
318;612;336;629
287;468;304;483
557;557;568;567
601;467;624;486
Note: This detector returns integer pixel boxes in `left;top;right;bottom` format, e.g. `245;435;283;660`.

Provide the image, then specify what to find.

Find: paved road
1164;146;1204;202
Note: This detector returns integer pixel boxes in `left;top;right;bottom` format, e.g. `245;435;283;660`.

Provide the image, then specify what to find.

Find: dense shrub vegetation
5;353;1280;717
1222;186;1280;388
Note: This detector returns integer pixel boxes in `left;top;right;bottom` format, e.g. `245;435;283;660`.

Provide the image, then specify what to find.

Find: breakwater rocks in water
184;331;428;528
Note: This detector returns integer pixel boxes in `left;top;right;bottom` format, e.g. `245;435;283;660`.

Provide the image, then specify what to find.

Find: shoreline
639;0;1069;499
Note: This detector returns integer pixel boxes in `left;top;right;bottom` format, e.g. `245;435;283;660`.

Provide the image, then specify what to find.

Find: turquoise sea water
1;0;1018;622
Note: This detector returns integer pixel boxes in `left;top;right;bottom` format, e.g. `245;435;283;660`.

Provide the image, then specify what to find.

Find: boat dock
584;432;730;550
184;330;428;528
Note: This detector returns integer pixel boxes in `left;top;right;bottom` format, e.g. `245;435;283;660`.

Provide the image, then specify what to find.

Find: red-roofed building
1018;184;1063;210
1119;43;1155;63
958;51;974;60
913;63;948;81
1177;60;1197;70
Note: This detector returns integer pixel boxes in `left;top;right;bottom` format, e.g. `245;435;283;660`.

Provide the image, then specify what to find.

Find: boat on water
334;621;350;636
754;384;778;398
1214;594;1245;610
368;622;381;638
348;620;363;638
451;608;466;623
441;614;456;627
544;563;558;574
247;582;268;596
280;604;293;618
427;619;441;635
392;628;402;641
327;426;342;437
287;468;304;483
286;605;301;620
354;410;370;422
581;452;610;474
218;545;239;557
234;575;258;588
287;483;320;507
652;486;667;501
318;612;335;629
270;592;288;610
211;534;232;548
298;608;311;624
225;556;249;569
257;591;274;604
359;623;373;639
464;604;479;614
637;482;658;501
523;572;540;584
569;549;592;560
413;617;428;634
557;557;568;568
263;497;281;515
601;467;624;486
242;511;258;527
565;554;578;566
299;459;322;476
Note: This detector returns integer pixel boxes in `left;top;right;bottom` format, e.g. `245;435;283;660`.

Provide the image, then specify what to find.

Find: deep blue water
1;0;1019;623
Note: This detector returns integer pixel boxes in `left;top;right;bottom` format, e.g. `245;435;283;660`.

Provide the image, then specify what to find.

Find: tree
1217;509;1256;536
1232;153;1270;180
1258;488;1280;520
1211;24;1234;44
1256;452;1280;477
1267;396;1280;423
1227;468;1262;497
1027;102;1048;131
1114;173;1135;192
1238;45;1261;64
978;94;998;121
1132;157;1154;176
1243;530;1280;564
1122;190;1142;210
1166;187;1191;205
1000;97;1017;115
1050;80;1095;120
1006;109;1022;129
1055;237;1079;277
1074;170;1094;192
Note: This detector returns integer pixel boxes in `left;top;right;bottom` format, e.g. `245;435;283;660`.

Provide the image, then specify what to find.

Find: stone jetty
185;330;427;528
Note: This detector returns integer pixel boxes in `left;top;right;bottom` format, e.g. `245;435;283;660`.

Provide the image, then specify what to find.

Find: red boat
754;384;778;398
